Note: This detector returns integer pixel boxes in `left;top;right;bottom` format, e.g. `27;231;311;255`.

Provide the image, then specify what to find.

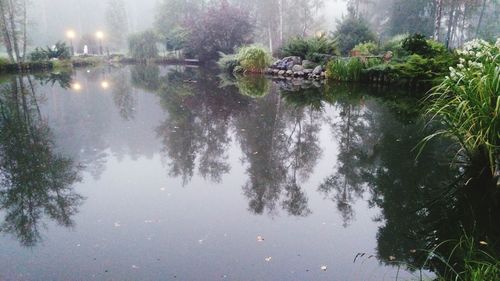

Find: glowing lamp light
96;31;104;39
66;30;76;39
71;82;82;91
101;81;110;89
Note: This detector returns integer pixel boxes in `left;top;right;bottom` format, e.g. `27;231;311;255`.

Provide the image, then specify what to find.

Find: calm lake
0;65;497;281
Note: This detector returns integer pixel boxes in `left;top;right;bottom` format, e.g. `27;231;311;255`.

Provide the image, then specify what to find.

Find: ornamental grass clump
424;39;499;174
237;45;272;73
217;45;271;73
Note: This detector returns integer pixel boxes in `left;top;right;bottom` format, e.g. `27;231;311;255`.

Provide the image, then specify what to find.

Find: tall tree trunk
475;0;487;37
279;0;283;45
21;0;27;62
434;0;443;41
268;23;273;51
0;1;15;62
445;0;457;49
7;0;20;62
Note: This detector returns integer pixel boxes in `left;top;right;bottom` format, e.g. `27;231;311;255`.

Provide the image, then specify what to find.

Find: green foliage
217;52;239;73
217;45;271;73
235;75;270;98
394;54;433;81
30;42;71;61
29;48;49;61
402;33;432;56
237;45;272;73
326;58;366;81
423;39;500;173
128;30;159;59
352;41;379;56
382;34;409;57
280;36;338;63
333;16;376;55
426;234;499;281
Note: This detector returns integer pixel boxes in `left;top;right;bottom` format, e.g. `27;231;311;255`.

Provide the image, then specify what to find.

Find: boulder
286;70;293;76
273;69;279;75
313;65;323;75
302;60;315;69
303;69;313;74
278;70;286;76
292;65;304;72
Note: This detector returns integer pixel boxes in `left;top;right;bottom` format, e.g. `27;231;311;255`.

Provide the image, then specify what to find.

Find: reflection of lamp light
96;31;104;55
101;81;109;89
66;30;76;56
71;82;82;91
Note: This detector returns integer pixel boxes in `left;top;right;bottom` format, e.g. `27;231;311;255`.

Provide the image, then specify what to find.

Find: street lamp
101;81;110;89
96;31;104;55
66;30;76;56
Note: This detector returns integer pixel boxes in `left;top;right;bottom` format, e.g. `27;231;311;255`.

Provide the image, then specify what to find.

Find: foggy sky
29;0;347;46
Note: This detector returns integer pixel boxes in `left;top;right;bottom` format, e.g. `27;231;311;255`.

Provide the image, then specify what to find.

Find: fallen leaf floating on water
264;256;272;262
410;249;417;253
320;265;327;271
389;256;396;261
132;265;139;269
479;241;488;245
253;151;259;155
113;222;121;227
160;188;166;191
256;235;264;242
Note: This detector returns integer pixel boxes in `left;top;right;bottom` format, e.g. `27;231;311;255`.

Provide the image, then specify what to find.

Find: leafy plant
280;35;338;63
402;33;432;57
352;41;379;56
326;57;366;81
30;42;71;61
333;16;376;55
382;34;409;58
217;52;239;72
423;39;500;174
29;48;49;61
217;45;271;73
237;45;271;73
424;233;499;281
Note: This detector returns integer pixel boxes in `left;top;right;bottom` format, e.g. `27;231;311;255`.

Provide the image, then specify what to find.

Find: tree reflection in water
131;66;498;277
0;76;83;247
151;68;322;216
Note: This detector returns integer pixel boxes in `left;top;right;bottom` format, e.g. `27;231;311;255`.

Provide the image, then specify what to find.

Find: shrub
382;34;409;57
128;30;159;59
352;41;379;56
402;33;432;57
217;45;271;73
333;16;376;55
280;36;338;63
423;39;500;173
29;48;49;61
237;45;272;73
30;42;71;61
217;52;239;73
394;54;433;81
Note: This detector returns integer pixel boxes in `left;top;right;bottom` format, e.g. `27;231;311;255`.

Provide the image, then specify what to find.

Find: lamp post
66;30;76;56
96;31;104;55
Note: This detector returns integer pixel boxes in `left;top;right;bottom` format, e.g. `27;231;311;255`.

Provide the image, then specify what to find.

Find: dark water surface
0;65;497;281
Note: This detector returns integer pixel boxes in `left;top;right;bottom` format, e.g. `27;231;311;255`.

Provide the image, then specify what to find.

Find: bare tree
0;0;28;63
